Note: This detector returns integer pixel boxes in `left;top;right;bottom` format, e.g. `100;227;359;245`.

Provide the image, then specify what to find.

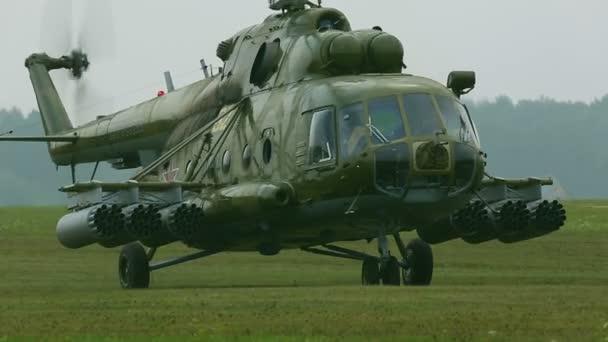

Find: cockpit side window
436;96;470;142
436;96;479;146
455;102;481;147
402;94;443;136
368;96;406;144
308;108;337;165
339;103;367;160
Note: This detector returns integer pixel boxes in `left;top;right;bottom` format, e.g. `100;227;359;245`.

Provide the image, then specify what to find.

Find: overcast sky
0;0;606;124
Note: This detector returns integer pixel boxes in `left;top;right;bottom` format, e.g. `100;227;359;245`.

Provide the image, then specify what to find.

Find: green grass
0;202;607;341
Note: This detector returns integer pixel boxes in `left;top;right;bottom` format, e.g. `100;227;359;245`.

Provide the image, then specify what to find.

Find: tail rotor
40;0;116;122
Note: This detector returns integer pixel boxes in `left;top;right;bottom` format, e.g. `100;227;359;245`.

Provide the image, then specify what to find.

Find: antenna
163;71;175;92
200;59;210;79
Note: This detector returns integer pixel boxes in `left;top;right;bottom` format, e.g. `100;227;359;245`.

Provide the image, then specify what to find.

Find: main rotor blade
40;0;73;57
76;0;117;62
39;0;117;124
66;71;115;124
40;0;74;113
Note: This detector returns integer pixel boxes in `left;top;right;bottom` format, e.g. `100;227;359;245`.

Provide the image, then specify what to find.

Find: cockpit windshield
402;94;443;136
368;96;406;144
336;94;480;162
436;96;480;147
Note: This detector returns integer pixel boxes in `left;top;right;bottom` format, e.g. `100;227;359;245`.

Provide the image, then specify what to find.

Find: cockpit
298;92;483;200
329;93;480;165
340;94;480;150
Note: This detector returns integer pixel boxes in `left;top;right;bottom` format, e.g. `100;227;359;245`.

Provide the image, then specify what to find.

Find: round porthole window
242;145;252;169
222;150;231;173
263;139;272;164
185;160;193;176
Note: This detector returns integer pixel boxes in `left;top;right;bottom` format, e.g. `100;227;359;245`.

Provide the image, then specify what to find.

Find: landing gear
382;256;401;286
401;239;434;286
302;232;434;286
360;256;400;286
118;243;150;289
361;258;380;285
118;243;222;289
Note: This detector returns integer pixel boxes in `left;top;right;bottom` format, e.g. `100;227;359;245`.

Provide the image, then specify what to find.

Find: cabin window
308;108;337;165
263;139;272;164
242;145;252;169
185;160;193;178
339;103;367;160
402;94;443;136
368;96;406;144
222;150;231;173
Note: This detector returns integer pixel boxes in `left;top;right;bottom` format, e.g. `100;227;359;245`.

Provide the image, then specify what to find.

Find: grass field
0;201;607;341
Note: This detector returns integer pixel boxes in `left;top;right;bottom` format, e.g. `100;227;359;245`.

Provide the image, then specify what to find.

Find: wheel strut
302;245;378;262
119;243;222;289
149;249;222;271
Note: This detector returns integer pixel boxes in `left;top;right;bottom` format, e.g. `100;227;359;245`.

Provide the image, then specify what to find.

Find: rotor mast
268;0;321;12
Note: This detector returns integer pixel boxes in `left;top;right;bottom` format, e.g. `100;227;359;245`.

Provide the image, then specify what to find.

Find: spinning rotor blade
40;0;73;99
40;0;73;57
76;0;117;62
39;0;117;123
70;77;107;120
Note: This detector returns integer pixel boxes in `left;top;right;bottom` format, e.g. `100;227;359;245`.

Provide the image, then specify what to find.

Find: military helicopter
1;0;566;288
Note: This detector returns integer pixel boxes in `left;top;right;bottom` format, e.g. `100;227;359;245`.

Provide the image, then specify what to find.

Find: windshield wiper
367;124;390;144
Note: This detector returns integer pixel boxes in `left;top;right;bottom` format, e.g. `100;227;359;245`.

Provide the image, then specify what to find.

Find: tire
361;258;380;286
382;256;401;286
118;243;150;289
402;239;433;286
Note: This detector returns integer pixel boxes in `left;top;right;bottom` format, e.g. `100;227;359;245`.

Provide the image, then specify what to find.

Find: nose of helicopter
333;91;485;202
373;141;484;202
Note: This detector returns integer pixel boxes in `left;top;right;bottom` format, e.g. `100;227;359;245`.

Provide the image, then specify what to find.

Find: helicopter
1;0;566;289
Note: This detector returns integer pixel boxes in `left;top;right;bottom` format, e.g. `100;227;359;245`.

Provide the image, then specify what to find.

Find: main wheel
402;239;433;286
361;258;380;285
119;243;150;289
382;256;401;286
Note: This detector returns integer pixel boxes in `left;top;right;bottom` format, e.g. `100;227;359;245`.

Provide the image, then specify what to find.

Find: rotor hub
25;51;90;79
269;0;319;11
68;50;90;79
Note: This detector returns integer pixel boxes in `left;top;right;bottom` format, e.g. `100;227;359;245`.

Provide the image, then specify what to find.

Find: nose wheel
382;256;401;286
361;256;401;286
362;258;380;285
399;238;434;286
303;233;434;286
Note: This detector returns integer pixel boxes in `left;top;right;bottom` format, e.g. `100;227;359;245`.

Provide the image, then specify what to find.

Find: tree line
0;108;130;205
0;95;606;205
466;95;608;199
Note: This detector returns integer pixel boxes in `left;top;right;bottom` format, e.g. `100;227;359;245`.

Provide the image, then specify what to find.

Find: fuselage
35;6;486;252
157;74;485;251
